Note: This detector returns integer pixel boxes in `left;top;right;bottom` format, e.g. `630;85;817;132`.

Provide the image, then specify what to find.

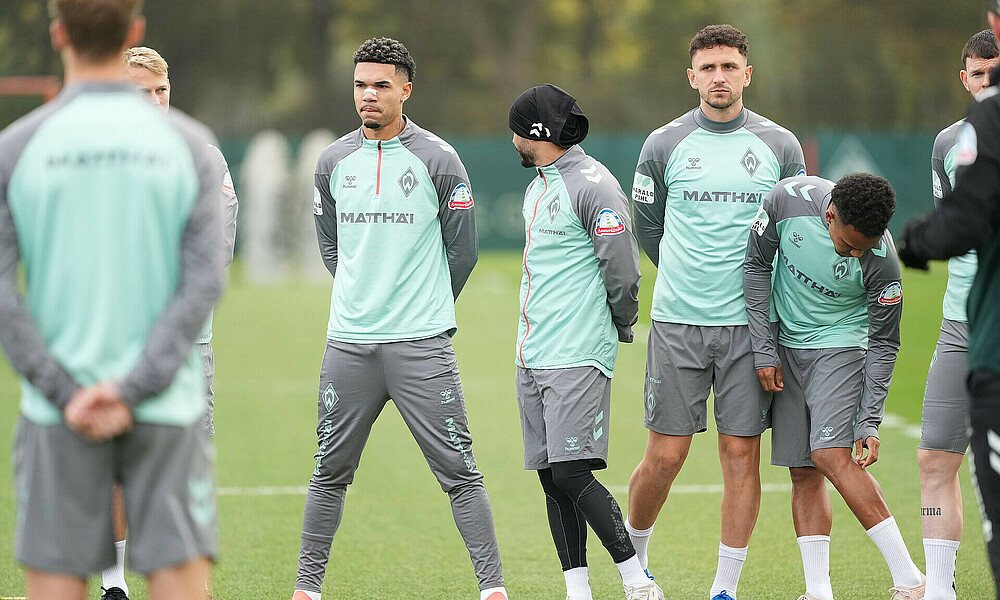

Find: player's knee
917;449;960;484
719;437;760;470
809;448;848;479
549;460;595;498
788;466;824;491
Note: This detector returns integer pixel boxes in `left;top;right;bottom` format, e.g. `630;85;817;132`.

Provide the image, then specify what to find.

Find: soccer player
291;38;507;600
94;46;240;600
917;29;999;600
0;1;225;599
508;85;652;600
900;5;1000;598
626;24;804;600
745;173;924;600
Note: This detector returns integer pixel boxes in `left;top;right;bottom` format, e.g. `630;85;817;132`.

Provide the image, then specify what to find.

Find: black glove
898;214;931;271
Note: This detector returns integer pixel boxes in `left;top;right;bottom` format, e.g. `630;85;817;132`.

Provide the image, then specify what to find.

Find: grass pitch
0;252;993;599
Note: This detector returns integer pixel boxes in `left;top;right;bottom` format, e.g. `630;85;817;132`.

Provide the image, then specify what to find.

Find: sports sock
865;516;924;587
797;535;834;600
538;469;588;570
563;567;593;600
479;586;507;600
709;542;747;598
449;482;505;590
293;590;320;600
923;538;960;600
101;539;129;595
625;518;654;570
616;555;650;588
296;483;346;594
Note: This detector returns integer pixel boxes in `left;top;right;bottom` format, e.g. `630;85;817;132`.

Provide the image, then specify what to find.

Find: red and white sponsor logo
448;183;474;210
595;208;625;236
221;169;237;198
877;281;902;306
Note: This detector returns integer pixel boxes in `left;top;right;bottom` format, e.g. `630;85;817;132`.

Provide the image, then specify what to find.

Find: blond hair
124;46;168;76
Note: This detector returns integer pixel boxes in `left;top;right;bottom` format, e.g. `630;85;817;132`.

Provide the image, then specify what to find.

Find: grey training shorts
771;345;866;468
311;333;482;492
13;418;217;577
644;321;772;437
919;319;971;454
516;366;612;470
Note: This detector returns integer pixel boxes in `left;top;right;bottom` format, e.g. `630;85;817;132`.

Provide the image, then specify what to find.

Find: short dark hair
49;0;142;61
831;173;896;239
354;37;416;82
689;24;748;59
962;29;998;66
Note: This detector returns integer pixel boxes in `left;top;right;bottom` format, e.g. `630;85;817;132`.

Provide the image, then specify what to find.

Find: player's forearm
632;217;662;267
743;267;777;368
224;195;238;266
593;236;641;343
856;339;898;440
443;216;479;300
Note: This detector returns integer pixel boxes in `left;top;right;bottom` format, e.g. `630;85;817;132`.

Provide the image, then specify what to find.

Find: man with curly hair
290;37;507;600
626;24;804;600
744;173;924;600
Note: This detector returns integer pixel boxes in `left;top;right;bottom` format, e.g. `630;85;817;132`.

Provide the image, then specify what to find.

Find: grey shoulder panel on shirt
400;121;469;180
559;147;627;213
933;120;964;163
0;92;78;179
637;109;701;165
316;130;364;176
765;175;834;222
860;230;902;285
743;110;805;176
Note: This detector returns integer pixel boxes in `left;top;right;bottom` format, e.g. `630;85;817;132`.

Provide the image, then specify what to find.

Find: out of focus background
0;1;997;599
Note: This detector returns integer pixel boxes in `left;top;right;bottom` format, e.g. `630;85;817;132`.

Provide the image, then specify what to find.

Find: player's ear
50;19;68;52
401;81;412;103
960;70;972;92
686;68;696;89
744;64;753;87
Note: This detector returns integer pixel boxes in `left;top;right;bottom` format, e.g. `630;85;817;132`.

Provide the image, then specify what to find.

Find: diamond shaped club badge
398;167;418;197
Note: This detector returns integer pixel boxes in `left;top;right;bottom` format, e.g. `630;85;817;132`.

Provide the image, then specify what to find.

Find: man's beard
362;120;383;130
705;91;739;111
516;148;535;168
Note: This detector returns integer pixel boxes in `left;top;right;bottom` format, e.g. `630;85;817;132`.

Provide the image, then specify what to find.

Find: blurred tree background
0;0;988;137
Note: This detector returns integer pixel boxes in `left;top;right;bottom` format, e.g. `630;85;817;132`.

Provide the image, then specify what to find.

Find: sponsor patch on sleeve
931;170;943;199
632;171;655;204
448;182;474;210
955;122;978;166
877;281;902;306
595;208;625;236
750;206;769;236
313;187;323;216
221;168;237;198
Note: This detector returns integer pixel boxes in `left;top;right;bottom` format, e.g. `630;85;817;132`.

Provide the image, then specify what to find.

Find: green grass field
0;252;993;599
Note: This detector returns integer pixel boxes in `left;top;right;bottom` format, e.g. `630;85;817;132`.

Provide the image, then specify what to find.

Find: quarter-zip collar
537;145;585;178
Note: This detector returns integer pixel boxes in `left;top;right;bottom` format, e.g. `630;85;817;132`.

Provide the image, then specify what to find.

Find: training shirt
314;118;477;343
632;107;805;326
0;82;225;426
902;77;1000;375
516;146;641;377
197;144;239;344
744;176;903;442
931;120;976;323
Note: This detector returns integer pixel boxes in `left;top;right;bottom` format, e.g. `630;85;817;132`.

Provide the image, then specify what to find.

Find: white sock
101;540;129;595
564;567;593;600
709;542;747;598
625;518;654;570
294;591;321;600
480;586;507;600
797;535;834;600
923;538;960;600
617;555;650;588
865;517;923;587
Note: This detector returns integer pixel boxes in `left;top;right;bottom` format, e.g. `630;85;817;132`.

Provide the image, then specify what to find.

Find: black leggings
537;460;635;570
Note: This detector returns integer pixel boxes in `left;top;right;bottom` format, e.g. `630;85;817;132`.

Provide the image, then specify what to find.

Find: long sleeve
314;172;338;278
631;157;667;267
578;182;641;343
855;237;903;442
744;194;781;369
434;170;479;300
118;140;226;406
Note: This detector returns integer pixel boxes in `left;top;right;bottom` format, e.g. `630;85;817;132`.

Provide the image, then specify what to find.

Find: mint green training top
932;119;977;323
0;82;226;426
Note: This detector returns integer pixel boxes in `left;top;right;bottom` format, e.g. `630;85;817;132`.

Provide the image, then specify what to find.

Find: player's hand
854;435;880;468
756;365;783;392
64;383;133;442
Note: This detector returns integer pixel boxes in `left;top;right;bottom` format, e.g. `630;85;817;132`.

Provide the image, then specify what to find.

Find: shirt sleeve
778;135;807;179
744;191;781;369
212;146;239;266
576;180;641;343
0;181;80;409
904;96;1000;259
313;170;338;278
117;138;226;406
631;148;668;267
433;166;479;300
856;238;903;442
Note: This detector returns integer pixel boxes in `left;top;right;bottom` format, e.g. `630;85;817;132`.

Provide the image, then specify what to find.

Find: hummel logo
343;175;357;189
687;157;702;170
440;389;455;404
565;436;581;452
820;426;834;440
790;231;804;248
